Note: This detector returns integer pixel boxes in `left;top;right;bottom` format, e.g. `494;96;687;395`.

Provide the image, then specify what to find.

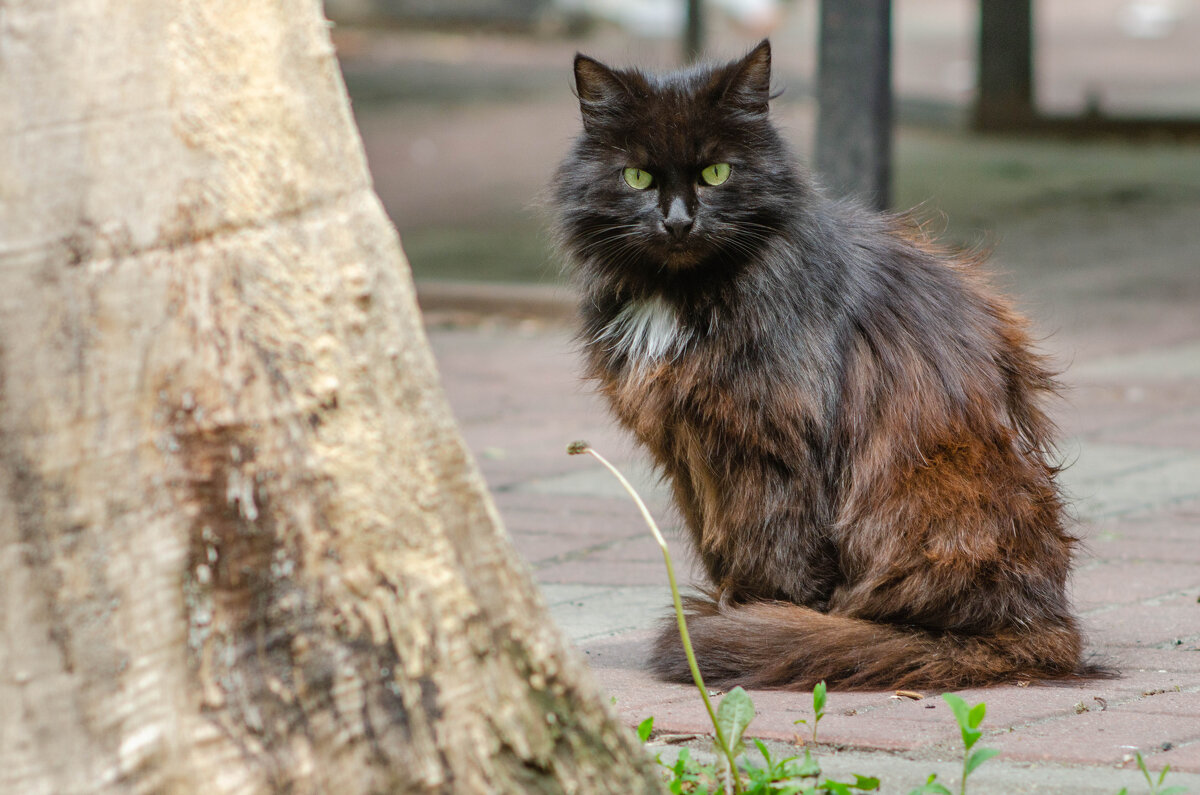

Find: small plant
941;693;999;795
637;716;655;743
907;772;952;795
749;739;805;784
794;680;827;745
1115;750;1187;795
666;747;720;794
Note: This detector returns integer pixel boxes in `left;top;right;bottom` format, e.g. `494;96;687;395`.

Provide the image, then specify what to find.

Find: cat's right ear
574;54;629;131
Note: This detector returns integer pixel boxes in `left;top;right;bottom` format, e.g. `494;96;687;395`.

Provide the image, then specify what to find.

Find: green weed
907;772;952;795
638;716;655;744
794;680;827;745
941;693;999;795
1116;750;1187;795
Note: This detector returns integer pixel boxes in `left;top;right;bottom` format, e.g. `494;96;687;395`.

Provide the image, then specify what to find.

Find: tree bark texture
0;2;661;793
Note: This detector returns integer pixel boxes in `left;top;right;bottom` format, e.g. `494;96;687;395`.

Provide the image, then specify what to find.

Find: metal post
814;0;893;210
684;0;704;64
975;0;1034;129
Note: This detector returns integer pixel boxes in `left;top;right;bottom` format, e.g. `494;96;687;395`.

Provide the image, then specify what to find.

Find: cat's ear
574;54;631;130
716;39;772;116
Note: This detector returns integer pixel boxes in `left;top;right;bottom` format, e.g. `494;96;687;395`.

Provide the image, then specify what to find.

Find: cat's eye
623;167;653;190
700;163;731;186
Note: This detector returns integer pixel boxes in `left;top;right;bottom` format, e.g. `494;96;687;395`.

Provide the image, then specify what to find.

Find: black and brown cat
553;40;1099;690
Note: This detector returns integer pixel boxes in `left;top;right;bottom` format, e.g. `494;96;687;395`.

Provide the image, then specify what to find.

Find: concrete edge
415;280;576;322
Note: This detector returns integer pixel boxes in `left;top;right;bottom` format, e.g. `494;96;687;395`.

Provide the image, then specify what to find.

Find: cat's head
555;40;800;296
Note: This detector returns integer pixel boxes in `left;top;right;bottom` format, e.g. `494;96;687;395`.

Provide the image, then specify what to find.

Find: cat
552;40;1098;690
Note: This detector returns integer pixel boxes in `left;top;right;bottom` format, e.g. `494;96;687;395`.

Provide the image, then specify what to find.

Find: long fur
553;40;1101;690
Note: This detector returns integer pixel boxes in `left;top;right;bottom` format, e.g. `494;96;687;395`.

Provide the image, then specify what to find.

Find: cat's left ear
716;39;772;117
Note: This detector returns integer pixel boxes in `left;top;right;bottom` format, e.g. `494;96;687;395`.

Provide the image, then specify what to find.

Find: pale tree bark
0;2;662;793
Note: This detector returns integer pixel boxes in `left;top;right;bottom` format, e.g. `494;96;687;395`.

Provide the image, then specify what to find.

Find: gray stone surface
1062;441;1200;519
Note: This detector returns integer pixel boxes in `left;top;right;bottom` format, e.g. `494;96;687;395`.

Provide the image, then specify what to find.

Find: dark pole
975;0;1034;129
684;0;704;63
814;0;893;210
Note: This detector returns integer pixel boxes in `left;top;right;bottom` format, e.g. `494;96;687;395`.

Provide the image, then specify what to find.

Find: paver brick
991;708;1200;766
1115;646;1200;674
1082;536;1200;565
536;559;674;587
1147;738;1200;774
1109;689;1200;716
1087;591;1200;648
508;531;622;565
1071;560;1200;611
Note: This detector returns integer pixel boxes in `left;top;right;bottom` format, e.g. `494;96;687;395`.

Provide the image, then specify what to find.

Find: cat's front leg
717;507;840;609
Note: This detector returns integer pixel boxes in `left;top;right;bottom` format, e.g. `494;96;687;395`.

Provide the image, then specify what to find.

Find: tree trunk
0;2;661;792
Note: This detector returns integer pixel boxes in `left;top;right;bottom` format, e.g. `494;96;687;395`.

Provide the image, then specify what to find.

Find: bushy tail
652;595;1104;691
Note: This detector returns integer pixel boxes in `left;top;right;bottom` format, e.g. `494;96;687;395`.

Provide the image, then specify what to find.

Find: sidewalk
422;189;1200;791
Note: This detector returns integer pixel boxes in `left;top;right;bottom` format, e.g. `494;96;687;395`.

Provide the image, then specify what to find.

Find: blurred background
327;0;1199;352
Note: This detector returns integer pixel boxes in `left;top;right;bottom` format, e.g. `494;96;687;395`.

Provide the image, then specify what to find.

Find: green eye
623;167;653;190
700;162;731;186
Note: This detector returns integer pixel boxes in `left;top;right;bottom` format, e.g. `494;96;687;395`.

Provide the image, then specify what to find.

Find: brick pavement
422;222;1200;791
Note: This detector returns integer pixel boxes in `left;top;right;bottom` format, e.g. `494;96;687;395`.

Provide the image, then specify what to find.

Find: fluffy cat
553;40;1097;690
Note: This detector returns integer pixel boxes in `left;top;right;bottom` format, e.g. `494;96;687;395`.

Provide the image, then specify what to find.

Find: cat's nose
663;197;694;241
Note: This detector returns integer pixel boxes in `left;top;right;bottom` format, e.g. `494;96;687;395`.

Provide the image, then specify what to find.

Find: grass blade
569;442;744;794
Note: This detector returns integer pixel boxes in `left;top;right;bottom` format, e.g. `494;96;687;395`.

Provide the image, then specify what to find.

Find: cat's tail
651;595;1106;691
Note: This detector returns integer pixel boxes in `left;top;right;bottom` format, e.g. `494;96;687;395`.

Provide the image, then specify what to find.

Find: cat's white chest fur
599;295;689;366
